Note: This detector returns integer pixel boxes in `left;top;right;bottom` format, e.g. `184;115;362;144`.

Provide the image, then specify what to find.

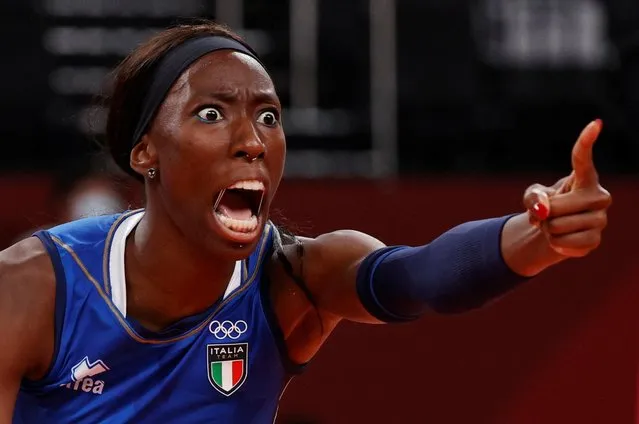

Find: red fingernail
594;118;603;129
532;202;549;220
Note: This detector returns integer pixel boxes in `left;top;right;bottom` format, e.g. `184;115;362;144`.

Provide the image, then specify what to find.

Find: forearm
356;214;555;322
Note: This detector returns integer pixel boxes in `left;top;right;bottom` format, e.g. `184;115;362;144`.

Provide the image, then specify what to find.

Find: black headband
131;35;263;147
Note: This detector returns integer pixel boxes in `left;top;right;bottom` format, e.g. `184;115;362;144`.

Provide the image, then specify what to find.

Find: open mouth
213;180;265;234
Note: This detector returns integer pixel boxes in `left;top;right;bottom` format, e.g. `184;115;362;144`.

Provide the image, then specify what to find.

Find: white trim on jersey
109;212;144;317
223;260;242;300
108;212;242;316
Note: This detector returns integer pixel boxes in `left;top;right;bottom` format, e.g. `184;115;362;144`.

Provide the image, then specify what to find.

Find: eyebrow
203;88;280;106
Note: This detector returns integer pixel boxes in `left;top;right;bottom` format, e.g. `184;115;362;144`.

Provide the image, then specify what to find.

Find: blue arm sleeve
355;215;530;322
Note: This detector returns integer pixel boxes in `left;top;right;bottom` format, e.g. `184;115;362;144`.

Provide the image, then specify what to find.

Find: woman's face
134;50;286;258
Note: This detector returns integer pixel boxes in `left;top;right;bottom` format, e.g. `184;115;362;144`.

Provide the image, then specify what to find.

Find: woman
2;22;611;423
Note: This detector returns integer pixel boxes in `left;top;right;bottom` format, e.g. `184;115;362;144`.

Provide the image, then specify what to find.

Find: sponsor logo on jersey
71;356;110;381
207;343;248;396
60;356;109;395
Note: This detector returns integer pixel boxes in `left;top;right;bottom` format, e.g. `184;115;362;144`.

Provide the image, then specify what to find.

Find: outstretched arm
280;120;610;326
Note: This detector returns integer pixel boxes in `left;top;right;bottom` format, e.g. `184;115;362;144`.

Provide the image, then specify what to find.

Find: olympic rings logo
208;320;248;340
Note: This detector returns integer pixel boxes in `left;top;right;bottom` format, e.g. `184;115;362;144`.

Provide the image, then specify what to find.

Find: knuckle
585;186;612;209
554;246;586;258
528;183;545;190
573;250;590;258
594;210;608;228
523;184;548;208
596;185;612;200
525;183;547;197
588;231;602;249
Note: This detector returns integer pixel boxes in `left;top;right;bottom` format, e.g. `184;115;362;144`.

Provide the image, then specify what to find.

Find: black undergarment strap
272;227;319;313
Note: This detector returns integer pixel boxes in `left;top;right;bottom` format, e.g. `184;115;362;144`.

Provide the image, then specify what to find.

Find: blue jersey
13;210;299;423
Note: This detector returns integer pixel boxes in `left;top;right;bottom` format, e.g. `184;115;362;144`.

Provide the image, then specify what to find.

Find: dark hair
104;21;252;180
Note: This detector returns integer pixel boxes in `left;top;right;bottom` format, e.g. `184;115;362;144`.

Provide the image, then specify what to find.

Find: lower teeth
215;212;258;233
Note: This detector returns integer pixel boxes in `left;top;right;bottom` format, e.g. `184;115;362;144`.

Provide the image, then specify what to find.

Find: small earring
147;167;157;179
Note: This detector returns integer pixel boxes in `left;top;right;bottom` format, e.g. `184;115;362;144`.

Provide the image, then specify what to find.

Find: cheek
266;135;286;187
165;125;228;169
158;130;227;201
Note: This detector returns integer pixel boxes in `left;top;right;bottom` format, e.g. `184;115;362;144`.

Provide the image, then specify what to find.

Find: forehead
174;50;275;94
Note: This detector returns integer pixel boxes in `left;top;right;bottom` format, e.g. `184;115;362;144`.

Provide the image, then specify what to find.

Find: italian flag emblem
207;343;248;396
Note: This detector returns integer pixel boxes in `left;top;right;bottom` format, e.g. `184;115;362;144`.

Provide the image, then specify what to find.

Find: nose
230;119;266;163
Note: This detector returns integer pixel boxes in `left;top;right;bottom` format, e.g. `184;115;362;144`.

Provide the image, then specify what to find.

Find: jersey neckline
106;210;243;318
60;209;272;344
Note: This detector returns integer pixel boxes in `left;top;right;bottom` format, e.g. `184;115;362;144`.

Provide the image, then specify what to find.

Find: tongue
216;191;253;220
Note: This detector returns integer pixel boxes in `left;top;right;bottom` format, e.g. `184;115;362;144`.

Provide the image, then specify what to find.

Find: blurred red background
1;174;636;424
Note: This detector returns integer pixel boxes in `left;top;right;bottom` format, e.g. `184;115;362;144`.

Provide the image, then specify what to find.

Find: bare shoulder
0;236;57;380
268;228;385;317
265;228;386;362
268;229;385;283
296;230;386;305
300;229;386;264
0;236;57;301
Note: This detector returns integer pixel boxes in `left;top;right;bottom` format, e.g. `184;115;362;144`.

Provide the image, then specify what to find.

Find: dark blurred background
3;0;639;177
1;0;638;423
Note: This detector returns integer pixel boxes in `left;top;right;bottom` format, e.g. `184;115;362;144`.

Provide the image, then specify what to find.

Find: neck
125;207;237;329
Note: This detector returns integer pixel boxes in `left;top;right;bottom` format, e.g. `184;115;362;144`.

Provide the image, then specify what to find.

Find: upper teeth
228;180;264;191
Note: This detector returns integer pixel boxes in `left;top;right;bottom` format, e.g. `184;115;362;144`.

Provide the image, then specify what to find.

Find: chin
204;213;269;260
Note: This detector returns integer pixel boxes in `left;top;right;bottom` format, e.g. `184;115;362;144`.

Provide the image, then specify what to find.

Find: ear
130;134;158;177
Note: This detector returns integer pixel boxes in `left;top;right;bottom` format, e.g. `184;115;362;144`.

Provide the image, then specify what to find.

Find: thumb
572;119;602;188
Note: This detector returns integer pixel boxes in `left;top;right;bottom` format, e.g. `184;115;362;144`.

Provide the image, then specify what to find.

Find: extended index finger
571;119;602;188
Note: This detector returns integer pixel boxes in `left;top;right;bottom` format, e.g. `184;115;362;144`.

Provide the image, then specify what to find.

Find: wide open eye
256;110;279;127
196;107;224;123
